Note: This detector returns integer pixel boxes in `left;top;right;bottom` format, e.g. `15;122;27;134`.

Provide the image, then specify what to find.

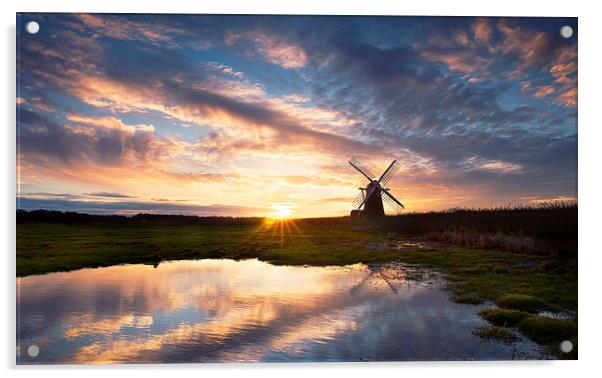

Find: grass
480;308;530;327
16;221;397;276
383;202;577;256
518;315;577;345
389;250;577;312
426;228;544;255
495;294;551;313
382;202;577;239
478;301;577;357
473;326;519;343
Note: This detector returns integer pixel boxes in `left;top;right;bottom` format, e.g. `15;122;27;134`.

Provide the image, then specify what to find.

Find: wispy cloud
472;18;493;44
17;197;268;217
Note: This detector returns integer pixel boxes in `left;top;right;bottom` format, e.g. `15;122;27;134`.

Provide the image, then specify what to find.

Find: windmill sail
379;160;400;186
349;157;376;181
352;191;365;209
382;191;404;214
382;188;404;209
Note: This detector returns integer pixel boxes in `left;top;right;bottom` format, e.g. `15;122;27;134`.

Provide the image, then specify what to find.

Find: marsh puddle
17;259;549;364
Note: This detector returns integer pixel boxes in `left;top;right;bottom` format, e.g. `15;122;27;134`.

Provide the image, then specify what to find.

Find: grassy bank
17;218;577;356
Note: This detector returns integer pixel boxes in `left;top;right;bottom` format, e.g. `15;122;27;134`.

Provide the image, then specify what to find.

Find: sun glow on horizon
270;203;295;219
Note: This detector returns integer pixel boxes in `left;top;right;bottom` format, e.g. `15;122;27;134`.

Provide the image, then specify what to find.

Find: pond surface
17;259;549;364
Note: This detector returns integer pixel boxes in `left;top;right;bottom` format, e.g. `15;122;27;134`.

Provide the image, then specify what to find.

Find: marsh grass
383;202;576;238
381;202;577;256
479;308;529;327
473;326;519;343
495;294;550;313
518;315;577;344
426;228;543;255
478;306;577;357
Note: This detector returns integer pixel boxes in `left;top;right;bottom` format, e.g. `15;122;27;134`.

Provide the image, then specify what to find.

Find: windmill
349;158;404;219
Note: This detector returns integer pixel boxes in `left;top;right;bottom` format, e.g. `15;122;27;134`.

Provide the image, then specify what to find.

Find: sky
16;14;577;218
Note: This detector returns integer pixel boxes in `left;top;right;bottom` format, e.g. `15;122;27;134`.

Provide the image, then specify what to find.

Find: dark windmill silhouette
349;158;404;219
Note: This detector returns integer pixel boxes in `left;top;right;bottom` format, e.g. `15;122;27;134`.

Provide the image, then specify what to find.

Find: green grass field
17;221;398;275
17;220;577;355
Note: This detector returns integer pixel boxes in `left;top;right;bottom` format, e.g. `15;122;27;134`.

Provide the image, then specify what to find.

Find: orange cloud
472;19;493;44
75;13;181;47
250;32;308;69
67;114;155;134
421;51;479;73
550;61;577;85
20;260;369;363
464;156;522;174
497;20;552;69
557;87;577;107
66;73;375;162
533;85;556;98
454;30;471;46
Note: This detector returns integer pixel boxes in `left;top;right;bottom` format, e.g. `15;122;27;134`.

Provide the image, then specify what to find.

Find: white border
2;1;601;377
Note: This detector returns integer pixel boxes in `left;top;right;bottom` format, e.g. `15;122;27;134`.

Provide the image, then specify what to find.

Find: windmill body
363;181;385;218
348;158;404;219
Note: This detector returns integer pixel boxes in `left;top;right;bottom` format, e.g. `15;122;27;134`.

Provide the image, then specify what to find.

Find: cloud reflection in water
17;259;547;363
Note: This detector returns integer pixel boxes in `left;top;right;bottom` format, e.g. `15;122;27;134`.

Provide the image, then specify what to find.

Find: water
16;259;549;364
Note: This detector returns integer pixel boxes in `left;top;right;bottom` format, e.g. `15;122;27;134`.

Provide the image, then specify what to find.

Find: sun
272;204;293;219
264;203;297;226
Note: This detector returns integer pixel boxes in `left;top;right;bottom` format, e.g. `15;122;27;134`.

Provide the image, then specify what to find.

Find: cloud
273;175;352;187
67;114;155;134
497;20;554;68
472;19;493;44
19;109;171;166
557;87;577;107
463;156;522;174
205;61;245;79
550;61;577;85
74;14;185;48
242;31;308;69
24;192;83;201
421;51;481;73
495;19;576;79
66;72;376;159
317;197;353;204
17;22;374;161
85;192;134;198
533;85;556;98
454;30;471;46
22;96;55;112
17;197;268;216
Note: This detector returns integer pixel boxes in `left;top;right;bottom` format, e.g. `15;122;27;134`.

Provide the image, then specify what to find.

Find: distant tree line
16;209;264;226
